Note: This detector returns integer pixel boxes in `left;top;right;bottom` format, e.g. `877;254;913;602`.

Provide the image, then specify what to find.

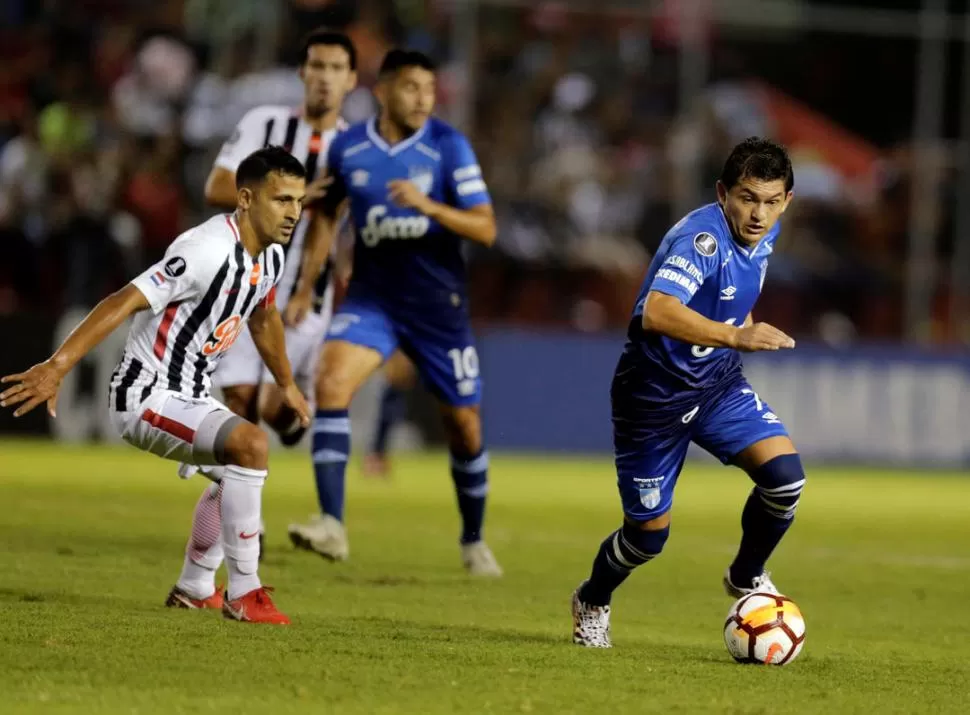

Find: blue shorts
327;294;481;407
612;362;789;522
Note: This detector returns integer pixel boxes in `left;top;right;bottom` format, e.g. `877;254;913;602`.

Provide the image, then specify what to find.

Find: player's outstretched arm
0;284;150;417
387;180;497;247
642;292;794;352
248;302;311;425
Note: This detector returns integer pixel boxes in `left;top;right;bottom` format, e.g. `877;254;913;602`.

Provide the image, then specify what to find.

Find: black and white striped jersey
109;213;284;410
214;105;345;311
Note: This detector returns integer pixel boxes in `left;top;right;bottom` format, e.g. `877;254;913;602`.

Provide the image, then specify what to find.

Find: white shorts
110;389;240;466
211;290;332;395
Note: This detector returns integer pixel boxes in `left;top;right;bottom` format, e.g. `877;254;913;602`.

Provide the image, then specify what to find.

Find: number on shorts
447;347;480;381
691;317;738;358
741;388;763;412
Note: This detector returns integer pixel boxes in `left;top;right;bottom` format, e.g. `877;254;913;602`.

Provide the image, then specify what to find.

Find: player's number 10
691;318;738;358
448;347;480;381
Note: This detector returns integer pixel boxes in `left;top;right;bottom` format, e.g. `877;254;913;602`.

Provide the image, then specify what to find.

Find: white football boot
460;541;503;577
723;568;781;599
287;514;349;561
571;581;612;648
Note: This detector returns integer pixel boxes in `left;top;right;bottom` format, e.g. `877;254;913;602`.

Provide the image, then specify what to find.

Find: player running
571;138;804;648
205;29;356;443
286;49;502;576
1;147;310;625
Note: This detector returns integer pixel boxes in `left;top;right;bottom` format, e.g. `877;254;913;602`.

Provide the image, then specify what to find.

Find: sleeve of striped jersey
213;108;271;173
442;132;491;210
130;240;218;315
648;232;718;304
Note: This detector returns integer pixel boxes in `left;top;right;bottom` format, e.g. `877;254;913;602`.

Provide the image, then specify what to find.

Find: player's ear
237;186;254;210
373;80;387;105
715;180;728;206
347;70;358;92
781;190;794;213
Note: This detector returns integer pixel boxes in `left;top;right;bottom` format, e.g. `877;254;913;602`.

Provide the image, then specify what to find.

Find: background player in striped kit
1;147;309;624
205;29;357;446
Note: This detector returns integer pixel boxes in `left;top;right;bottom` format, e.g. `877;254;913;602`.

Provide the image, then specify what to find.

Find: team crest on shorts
693;232;718;257
633;476;664;510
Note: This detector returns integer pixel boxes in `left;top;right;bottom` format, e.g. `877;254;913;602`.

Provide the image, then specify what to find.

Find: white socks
219;465;266;600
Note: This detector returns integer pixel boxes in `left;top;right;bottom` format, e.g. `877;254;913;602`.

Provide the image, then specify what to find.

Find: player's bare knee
629;510;671;532
442;406;482;456
223;423;270;470
315;369;353;409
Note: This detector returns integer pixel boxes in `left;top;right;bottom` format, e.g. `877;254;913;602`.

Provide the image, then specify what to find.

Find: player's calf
727;451;805;591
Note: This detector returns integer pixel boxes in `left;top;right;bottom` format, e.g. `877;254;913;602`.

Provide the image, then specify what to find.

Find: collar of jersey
366;116;428;156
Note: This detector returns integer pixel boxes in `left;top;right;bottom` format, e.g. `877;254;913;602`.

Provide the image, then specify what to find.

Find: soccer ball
723;591;805;665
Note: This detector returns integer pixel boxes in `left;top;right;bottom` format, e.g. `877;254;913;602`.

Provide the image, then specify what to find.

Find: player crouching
1;147;311;625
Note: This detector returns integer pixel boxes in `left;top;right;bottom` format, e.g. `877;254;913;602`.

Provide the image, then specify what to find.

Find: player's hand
387;180;432;214
0;360;64;418
305;176;334;205
733;323;796;352
283;290;313;328
280;382;311;428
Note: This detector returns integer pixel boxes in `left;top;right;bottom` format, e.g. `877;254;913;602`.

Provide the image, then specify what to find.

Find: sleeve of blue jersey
442;131;491;209
648;232;718;305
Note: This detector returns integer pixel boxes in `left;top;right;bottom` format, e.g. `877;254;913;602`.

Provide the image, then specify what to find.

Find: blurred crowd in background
0;0;964;343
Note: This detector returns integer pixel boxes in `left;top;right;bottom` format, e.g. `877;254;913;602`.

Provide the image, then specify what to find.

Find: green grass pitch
1;440;968;714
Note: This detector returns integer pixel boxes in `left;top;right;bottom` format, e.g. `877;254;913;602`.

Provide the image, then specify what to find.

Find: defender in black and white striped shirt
204;29;357;448
1;147;310;625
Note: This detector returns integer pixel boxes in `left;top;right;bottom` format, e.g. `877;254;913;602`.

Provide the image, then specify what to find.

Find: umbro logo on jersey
693;232;718;257
351;169;369;187
720;286;737;301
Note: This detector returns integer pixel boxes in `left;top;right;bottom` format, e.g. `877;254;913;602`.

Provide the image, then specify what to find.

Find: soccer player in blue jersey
572;138;803;648
286;49;502;576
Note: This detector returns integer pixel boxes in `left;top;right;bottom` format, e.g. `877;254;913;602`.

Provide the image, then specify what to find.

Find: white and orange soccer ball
723;592;806;665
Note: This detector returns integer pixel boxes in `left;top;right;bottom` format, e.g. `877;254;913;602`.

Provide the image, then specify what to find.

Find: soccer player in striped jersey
205;29;357;445
1;147;310;625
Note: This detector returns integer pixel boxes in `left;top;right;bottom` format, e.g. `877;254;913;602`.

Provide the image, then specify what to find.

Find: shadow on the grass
342;614;565;647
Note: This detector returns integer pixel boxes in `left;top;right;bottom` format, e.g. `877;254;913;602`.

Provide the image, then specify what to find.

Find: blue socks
580;523;669;606
450;450;489;544
311;408;350;521
729;453;805;587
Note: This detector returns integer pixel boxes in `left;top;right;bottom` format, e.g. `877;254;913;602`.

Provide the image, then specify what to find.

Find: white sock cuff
223;465;268;483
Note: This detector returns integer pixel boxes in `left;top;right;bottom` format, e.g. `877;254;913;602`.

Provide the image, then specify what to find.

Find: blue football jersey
627;202;781;391
325;116;491;312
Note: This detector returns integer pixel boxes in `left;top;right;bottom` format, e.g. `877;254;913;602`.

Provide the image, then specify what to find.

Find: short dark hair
720;137;794;193
236;146;306;190
378;48;436;79
300;29;357;71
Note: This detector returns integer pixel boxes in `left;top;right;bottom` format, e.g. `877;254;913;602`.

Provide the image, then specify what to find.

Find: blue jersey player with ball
286;49;502;577
572;138;805;648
